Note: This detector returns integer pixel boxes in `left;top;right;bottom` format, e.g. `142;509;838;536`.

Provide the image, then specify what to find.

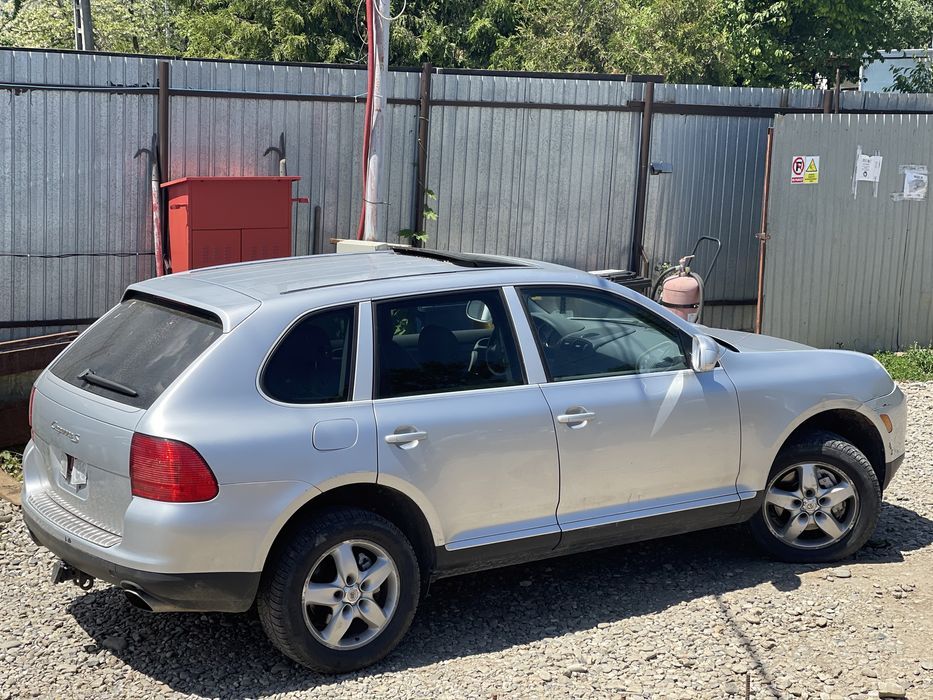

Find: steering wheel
532;315;562;354
485;327;509;378
636;339;684;374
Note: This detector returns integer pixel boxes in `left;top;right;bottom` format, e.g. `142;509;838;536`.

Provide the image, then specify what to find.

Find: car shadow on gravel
66;501;932;698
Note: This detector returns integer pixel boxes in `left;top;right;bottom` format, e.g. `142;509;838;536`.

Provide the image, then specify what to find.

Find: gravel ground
2;384;933;700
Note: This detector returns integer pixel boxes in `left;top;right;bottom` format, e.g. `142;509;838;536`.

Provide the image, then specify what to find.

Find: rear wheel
257;507;420;673
749;431;881;563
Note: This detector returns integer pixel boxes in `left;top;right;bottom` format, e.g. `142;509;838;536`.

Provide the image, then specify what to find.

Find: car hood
697;326;813;352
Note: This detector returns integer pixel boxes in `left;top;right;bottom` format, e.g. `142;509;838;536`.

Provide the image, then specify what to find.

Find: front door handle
556;408;596;428
385;427;428;449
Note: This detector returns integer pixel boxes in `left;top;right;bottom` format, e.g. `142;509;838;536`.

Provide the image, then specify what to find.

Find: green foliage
886;58;933;94
488;0;734;84
397;228;429;243
0;0;71;49
398;187;435;244
0;0;177;54
726;0;933;87
0;450;22;481
174;0;358;62
874;344;933;381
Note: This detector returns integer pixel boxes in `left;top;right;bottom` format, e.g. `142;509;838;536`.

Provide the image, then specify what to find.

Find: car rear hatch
27;293;232;541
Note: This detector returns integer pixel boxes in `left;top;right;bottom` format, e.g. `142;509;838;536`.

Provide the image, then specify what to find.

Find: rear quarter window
260;306;355;404
50;296;222;409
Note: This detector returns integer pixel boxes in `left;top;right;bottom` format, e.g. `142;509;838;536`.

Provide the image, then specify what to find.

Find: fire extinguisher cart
652;236;722;323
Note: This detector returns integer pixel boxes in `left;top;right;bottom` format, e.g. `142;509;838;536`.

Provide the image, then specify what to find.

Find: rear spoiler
124;275;261;332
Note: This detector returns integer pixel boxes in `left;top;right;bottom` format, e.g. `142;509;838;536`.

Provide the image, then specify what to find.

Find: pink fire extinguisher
652;236;721;324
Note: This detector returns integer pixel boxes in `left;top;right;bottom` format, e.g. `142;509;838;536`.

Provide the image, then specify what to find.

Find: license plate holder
59;455;88;490
70;458;88;487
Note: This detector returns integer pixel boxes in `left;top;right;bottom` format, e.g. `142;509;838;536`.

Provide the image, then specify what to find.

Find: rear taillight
28;386;36;427
129;433;218;503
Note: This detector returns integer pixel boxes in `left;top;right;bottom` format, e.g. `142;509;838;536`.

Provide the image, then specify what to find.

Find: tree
727;0;933;87
0;0;72;49
0;0;176;54
173;0;360;62
0;0;24;35
887;58;933;93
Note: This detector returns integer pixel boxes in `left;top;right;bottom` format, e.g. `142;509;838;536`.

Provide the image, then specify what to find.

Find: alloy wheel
301;539;400;650
763;462;859;549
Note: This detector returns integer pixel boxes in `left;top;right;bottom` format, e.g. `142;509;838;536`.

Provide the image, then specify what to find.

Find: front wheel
257;507;421;673
749;431;881;563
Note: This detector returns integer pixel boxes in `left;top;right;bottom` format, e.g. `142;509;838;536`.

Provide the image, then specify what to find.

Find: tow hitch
51;560;95;590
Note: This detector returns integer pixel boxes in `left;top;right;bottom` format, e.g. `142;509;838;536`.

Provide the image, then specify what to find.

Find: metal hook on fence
134;134;166;276
264;132;287;176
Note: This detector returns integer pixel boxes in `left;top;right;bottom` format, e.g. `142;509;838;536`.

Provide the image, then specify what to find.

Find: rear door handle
556;408;596;428
384;428;428;449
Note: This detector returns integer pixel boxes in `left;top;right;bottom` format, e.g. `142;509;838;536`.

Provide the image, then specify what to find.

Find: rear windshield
50;296;222;409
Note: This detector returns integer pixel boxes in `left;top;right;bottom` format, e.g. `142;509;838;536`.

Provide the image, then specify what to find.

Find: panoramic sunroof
391;247;531;268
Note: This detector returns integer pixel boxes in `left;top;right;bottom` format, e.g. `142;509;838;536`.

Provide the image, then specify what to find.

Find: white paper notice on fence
903;166;928;200
855;154;883;182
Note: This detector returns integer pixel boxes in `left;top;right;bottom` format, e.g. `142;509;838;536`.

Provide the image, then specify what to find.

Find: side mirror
465;300;492;323
691;334;723;373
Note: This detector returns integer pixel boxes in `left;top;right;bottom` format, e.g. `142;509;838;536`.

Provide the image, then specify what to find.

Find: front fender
719;349;895;495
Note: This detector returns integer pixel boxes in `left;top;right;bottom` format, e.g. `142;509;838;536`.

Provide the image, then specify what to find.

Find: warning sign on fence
792;155;819;185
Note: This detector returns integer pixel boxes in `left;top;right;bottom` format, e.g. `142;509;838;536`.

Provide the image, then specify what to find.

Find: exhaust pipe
123;589;154;612
121;584;176;613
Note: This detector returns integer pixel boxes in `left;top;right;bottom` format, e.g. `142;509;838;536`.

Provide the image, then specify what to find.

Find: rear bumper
23;506;259;613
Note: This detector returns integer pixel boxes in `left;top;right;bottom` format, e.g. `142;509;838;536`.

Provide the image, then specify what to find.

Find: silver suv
22;249;905;673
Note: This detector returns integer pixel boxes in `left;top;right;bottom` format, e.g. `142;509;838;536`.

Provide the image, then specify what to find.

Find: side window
519;287;688;381
262;306;355;403
374;289;523;399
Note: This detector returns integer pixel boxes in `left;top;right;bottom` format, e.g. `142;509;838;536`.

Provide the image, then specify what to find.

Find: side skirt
433;495;762;580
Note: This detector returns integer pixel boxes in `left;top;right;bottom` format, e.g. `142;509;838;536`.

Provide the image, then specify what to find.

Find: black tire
257;507;421;673
749;431;881;563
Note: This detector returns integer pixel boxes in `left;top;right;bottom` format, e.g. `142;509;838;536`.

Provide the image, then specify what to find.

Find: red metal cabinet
162;176;300;272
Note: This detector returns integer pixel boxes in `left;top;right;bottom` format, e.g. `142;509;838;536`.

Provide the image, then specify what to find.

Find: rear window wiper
77;369;139;398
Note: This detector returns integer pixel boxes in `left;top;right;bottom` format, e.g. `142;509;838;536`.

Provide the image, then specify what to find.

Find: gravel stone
101;636;127;653
877;681;907;698
1;381;932;698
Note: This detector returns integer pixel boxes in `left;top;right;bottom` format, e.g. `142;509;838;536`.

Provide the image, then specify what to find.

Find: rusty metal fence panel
763;113;933;351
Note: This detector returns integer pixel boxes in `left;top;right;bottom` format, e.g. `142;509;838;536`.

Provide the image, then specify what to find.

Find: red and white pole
360;0;390;241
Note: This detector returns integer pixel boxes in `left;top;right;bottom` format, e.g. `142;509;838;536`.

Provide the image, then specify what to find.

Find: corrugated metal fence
429;74;640;274
3;48;932;341
0;52;154;340
764;113;933;351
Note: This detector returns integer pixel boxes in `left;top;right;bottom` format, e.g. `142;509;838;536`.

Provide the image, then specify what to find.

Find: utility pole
73;0;95;51
363;0;390;241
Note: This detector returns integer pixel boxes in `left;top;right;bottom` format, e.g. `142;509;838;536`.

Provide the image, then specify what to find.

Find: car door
372;288;561;553
516;285;741;535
